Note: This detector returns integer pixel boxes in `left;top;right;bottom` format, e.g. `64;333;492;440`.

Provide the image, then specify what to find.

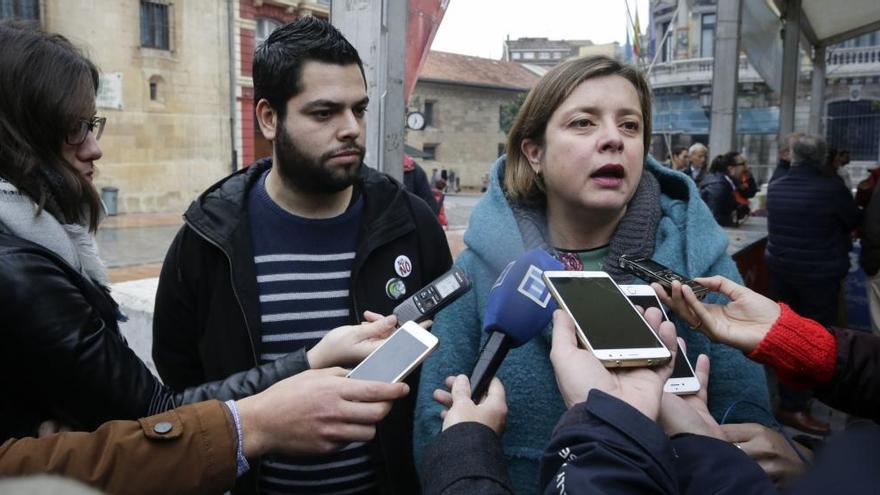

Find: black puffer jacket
860;180;880;276
766;164;862;281
700;172;737;227
0;229;310;442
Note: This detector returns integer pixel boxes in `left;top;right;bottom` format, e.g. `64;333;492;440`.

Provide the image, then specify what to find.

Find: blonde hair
504;55;653;205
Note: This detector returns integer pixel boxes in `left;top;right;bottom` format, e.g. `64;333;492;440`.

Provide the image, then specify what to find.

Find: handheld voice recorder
618;254;710;300
392;266;471;326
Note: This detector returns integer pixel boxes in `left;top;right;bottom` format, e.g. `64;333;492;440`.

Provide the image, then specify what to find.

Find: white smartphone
620;284;700;395
543;271;671;368
346;321;439;383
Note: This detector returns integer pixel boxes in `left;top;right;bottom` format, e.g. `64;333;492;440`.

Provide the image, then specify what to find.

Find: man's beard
274;122;364;194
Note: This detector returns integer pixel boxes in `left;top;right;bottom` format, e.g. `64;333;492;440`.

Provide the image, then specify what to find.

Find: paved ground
98;192;482;282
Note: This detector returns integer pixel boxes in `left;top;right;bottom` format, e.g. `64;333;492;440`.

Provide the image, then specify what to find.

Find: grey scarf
0;178;109;286
512;170;663;282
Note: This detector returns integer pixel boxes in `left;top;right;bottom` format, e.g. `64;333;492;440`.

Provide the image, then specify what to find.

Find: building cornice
252;0;329;16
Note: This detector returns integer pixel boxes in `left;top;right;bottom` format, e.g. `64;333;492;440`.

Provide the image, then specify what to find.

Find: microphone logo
492;260;515;290
517;265;552;308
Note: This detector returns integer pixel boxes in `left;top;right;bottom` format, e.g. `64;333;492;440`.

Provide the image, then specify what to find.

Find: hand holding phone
618;254;709;300
549;308;677;420
543;271;671;368
347;321;439;383
306;312;396;369
620;285;700;395
653;275;781;354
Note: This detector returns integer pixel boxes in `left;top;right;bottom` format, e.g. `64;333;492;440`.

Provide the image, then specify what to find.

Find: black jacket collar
184;157;414;251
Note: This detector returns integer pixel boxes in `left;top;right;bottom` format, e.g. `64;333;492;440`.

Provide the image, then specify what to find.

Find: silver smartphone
543;271;671;368
346;321;439;383
620;284;700;394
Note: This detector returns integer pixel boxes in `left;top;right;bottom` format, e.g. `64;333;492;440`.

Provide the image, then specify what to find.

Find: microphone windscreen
482;248;563;347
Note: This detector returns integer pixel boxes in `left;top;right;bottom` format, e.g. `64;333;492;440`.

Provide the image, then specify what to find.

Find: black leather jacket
0;228;310;442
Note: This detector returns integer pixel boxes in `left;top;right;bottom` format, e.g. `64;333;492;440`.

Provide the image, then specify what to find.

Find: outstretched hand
653;276;780;353
658;340;724;440
549;308;677;421
433;375;507;435
307;311;397;369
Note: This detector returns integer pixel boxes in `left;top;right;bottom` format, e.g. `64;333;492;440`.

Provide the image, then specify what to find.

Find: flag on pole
632;7;641;58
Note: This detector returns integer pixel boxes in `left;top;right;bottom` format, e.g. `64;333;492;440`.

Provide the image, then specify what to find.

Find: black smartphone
392;266;471;326
618;254;709;300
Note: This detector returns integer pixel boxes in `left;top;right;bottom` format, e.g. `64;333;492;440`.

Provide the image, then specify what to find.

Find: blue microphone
469;248;563;401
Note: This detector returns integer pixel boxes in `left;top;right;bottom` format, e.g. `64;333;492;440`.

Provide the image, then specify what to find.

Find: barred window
0;0;40;21
140;1;170;50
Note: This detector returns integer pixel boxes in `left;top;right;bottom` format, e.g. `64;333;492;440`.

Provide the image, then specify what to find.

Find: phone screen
627;294;694;379
549;276;664;350
347;328;432;383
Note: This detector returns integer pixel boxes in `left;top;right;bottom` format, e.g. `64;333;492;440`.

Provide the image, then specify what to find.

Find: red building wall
237;1;303;165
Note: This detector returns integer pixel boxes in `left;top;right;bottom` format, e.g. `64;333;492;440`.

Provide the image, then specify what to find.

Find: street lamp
699;88;712;119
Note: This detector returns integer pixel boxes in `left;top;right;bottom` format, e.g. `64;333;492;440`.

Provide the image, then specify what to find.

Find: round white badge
394;255;413;278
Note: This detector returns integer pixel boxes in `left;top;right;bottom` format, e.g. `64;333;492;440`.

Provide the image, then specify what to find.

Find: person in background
403;153;440;215
433;177;448;228
734;155;758;218
855;164;880;208
686;142;708;185
700;152;746;227
770;132;803;184
860;179;880;335
827;148;851;174
413;55;770;494
766;134;861;436
668;145;689;171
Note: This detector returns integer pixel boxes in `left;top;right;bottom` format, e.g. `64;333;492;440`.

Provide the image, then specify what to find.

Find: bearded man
152;17;451;495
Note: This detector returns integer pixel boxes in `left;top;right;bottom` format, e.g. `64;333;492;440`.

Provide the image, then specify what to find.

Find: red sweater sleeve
746;303;837;389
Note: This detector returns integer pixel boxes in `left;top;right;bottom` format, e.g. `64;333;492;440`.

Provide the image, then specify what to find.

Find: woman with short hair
414;55;771;493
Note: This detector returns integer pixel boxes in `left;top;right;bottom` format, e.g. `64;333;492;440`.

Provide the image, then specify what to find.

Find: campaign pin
385;277;407;300
394;255;413;278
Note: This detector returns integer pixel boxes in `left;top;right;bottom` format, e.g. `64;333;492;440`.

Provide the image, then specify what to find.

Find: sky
431;0;652;60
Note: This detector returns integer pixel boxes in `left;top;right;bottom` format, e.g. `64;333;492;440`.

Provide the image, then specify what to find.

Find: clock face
407;111;425;130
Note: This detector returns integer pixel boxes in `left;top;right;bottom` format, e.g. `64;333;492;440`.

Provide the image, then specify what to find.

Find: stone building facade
649;0;880;184
4;0;236;213
1;0;331;213
406;51;539;190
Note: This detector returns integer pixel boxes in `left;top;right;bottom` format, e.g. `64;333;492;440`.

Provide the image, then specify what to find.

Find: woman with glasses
0;22;392;443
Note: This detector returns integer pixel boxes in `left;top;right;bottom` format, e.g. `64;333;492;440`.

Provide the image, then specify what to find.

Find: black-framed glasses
66;116;107;146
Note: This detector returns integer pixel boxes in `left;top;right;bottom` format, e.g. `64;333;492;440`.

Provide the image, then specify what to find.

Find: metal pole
227;0;239;172
331;0;407;182
808;45;826;135
708;0;742;155
778;0;802;140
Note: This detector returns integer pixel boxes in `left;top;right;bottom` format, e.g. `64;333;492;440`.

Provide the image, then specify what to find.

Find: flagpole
623;0;642;69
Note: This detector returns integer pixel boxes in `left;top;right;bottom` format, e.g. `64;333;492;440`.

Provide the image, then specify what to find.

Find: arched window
148;74;165;103
255;18;281;49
